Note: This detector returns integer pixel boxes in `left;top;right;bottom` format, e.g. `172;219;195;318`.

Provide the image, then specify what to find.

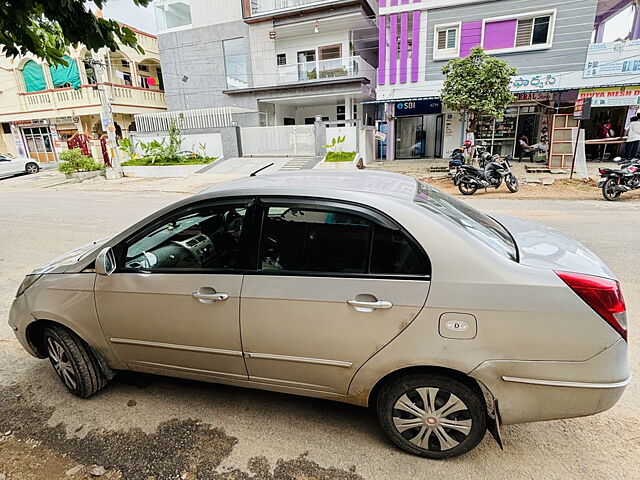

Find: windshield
414;180;518;261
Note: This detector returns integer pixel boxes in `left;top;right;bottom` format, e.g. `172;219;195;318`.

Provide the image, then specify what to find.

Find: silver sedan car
9;171;628;458
0;153;41;177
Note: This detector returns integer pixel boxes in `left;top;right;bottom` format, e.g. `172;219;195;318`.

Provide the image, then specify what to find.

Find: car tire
376;373;487;459
602;178;621;201
25;162;39;174
43;325;108;398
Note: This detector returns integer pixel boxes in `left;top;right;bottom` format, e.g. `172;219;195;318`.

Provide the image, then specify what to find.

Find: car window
414;180;518;261
124;205;246;271
261;207;370;274
371;227;427;275
260;205;428;276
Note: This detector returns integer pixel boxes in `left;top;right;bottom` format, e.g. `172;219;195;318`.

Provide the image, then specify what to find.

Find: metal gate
240;125;315;157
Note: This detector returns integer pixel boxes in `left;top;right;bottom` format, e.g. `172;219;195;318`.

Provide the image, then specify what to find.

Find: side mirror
95;247;116;276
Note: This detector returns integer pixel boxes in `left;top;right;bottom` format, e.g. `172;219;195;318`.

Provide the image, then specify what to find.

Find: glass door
395;116;426;159
22;127;57;162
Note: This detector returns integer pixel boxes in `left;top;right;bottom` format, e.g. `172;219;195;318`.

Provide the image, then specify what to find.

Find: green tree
0;1;150;66
441;46;517;129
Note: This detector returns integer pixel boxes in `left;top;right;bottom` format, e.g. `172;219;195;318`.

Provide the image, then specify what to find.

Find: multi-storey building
376;0;640;163
0;26;166;163
154;0;379;126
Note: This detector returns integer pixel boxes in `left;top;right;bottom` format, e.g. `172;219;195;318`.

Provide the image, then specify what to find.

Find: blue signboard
395;99;442;116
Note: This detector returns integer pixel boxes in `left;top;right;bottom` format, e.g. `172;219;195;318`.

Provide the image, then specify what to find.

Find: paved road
0;190;638;479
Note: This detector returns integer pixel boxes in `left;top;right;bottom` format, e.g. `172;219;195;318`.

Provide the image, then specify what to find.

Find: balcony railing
17;85;165;112
277;56;369;84
250;0;333;16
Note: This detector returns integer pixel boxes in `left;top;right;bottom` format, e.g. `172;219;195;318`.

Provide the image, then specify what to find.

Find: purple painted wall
411;10;420;82
460;21;482;57
378;16;386;85
390;0;398;6
400;12;408;83
389;14;397;84
379;0;386;6
483;19;517;50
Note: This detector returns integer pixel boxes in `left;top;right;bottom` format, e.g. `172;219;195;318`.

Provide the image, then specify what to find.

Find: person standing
625;116;640;159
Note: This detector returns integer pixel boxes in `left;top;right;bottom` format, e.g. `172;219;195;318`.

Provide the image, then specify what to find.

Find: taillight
555;271;627;341
599;168;607;175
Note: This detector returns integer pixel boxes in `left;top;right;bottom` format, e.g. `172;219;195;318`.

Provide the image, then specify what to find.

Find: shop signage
13;119;48;126
515;92;553;101
395;99;442;116
578;86;640;107
10;125;27;157
510;73;561;91
51;116;75;125
573;98;592;120
584;40;640;78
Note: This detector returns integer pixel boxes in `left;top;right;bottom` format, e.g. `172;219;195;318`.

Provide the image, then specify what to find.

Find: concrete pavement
0;189;638;480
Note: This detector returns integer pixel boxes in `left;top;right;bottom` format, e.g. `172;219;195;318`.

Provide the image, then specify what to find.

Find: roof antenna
250;163;275;177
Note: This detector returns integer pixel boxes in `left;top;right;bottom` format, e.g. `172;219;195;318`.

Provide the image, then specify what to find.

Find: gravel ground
0;181;638;479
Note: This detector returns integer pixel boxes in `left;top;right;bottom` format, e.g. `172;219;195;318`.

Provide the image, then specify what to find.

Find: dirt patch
0;384;364;480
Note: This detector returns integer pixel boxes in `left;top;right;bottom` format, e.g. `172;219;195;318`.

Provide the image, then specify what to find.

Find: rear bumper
470;338;629;426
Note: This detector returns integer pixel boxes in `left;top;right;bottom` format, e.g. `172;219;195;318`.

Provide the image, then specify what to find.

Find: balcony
250;0;334;16
18;85;165;114
277;56;374;84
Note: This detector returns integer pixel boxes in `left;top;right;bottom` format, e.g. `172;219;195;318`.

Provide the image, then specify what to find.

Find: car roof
201;170;418;201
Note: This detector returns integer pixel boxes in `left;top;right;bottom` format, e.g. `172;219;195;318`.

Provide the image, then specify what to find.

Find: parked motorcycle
598;156;640;201
454;155;519;195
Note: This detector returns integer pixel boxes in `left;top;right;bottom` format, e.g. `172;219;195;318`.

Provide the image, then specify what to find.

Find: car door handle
347;299;393;312
192;292;229;303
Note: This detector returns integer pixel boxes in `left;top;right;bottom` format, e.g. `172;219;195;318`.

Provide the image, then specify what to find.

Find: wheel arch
366;365;488;410
26;319;116;379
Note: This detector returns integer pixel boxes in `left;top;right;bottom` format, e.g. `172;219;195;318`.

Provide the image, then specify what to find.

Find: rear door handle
192;292;229;303
347;299;393;313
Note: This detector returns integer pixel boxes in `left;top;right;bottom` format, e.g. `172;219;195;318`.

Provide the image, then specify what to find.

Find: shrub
325;151;357;162
58;149;104;174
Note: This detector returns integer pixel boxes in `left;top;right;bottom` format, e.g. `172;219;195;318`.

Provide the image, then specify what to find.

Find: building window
154;0;192;31
434;24;459;59
223;38;248;89
49;55;81;89
515;15;551;47
276;54;287;66
484;11;555;52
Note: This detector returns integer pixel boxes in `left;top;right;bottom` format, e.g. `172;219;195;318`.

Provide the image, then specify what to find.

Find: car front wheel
376;373;487;459
25;162;39;174
43;325;108;398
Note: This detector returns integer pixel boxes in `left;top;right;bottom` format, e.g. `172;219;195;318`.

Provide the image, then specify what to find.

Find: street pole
91;51;123;179
570;119;581;180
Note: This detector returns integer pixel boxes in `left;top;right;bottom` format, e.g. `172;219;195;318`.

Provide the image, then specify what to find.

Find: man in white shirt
625;116;640;159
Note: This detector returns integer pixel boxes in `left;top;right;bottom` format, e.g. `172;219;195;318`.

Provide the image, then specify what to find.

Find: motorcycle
454;154;519;195
598;156;640;201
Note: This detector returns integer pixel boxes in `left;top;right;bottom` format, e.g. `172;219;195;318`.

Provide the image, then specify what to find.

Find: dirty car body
9;171;629;459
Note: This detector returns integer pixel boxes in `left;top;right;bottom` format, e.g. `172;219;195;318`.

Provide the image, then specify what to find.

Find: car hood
492;214;615;279
32;236;111;274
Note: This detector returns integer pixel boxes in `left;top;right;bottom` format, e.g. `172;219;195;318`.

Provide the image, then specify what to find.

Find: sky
93;0;634;39
89;0;158;34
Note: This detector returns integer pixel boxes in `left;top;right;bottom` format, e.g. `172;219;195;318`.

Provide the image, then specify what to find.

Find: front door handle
192;291;229;303
347;299;393;313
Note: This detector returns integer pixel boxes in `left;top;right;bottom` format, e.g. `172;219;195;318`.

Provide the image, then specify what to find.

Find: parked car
0;153;41;177
9;171;628;459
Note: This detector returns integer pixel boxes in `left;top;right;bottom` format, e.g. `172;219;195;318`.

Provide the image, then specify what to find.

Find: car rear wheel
376;373;487;459
25;162;39;174
43;325;108;398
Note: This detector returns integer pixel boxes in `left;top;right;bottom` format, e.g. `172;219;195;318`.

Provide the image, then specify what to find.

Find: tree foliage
441;47;517;127
0;1;150;66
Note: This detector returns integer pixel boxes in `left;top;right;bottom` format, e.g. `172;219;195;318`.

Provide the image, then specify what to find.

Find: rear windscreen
414;180;518;261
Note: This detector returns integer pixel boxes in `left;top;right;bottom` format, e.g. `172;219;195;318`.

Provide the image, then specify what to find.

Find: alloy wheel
46;336;77;390
392;387;472;452
26;163;38;174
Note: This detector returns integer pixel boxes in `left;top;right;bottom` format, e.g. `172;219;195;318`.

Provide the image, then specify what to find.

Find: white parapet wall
130;132;224;158
122;163;215;178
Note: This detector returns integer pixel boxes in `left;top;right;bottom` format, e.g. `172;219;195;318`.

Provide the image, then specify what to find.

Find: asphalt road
0;189;638;479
